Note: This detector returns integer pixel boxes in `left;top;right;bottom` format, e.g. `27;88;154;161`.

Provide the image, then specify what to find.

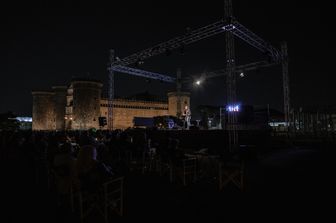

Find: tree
0;112;20;131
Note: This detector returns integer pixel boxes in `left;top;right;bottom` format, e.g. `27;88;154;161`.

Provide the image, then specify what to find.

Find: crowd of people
1;127;254;223
1;127;333;221
1;129;198;199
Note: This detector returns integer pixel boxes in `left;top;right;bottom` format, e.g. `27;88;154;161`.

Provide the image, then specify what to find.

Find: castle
32;79;190;130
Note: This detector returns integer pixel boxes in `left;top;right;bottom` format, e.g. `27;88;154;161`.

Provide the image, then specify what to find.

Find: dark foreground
3;145;335;222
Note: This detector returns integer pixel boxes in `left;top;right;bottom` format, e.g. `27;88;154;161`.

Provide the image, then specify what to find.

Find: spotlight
195;80;201;85
240;72;245;77
135;59;144;67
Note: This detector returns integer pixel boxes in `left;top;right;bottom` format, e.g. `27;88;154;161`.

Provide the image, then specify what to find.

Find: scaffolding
106;0;290;149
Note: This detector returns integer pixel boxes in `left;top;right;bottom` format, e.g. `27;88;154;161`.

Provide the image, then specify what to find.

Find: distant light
15;117;32;122
269;122;286;127
240;72;245;77
226;105;240;112
196;80;201;85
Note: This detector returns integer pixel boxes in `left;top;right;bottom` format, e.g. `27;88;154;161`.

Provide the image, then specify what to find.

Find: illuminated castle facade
32;79;190;130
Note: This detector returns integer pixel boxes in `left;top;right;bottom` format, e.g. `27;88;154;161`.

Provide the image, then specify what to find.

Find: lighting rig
107;0;290;149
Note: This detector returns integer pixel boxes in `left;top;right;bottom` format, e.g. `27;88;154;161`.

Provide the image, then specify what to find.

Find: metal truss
229;20;282;62
235;60;277;72
109;65;176;83
107;0;290;131
199;60;277;79
108;50;115;130
225;0;238;150
111;60;276;84
110;20;228;67
281;42;290;125
111;19;282;67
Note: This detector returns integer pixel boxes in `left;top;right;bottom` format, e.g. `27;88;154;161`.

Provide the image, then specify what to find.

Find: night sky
2;1;333;117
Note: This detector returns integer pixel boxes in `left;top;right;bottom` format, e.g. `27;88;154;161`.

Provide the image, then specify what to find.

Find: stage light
240;72;245;77
222;24;236;31
196;80;201;85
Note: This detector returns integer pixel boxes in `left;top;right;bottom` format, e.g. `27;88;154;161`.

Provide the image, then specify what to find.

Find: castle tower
52;86;67;131
32;91;55;130
71;79;103;130
167;91;191;118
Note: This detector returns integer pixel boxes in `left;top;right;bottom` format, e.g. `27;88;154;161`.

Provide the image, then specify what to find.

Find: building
32;78;190;130
197;104;283;130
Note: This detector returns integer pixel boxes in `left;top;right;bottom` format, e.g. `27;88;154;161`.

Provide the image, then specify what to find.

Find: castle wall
52;86;67;130
32;80;190;131
100;99;169;129
32;91;55;130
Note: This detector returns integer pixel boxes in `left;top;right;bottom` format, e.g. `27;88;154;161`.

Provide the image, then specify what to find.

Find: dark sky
2;0;334;117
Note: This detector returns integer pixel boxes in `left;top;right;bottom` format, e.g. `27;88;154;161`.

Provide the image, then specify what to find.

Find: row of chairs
140;148;197;186
51;168;124;223
51;150;244;222
140;148;244;189
77;177;124;223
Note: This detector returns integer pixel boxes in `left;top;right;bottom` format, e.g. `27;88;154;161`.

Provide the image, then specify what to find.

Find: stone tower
71;79;103;130
167;91;191;118
32;91;55;130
